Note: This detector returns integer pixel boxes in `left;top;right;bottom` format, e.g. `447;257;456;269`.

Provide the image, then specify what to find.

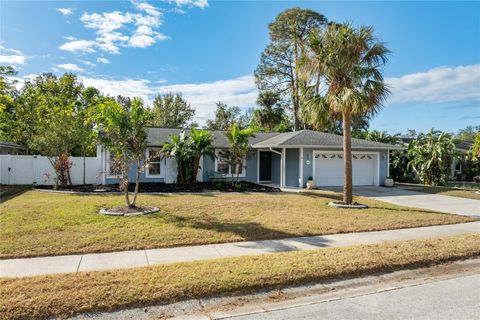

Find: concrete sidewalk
1;222;479;278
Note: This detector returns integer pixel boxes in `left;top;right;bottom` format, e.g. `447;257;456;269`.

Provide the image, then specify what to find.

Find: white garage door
314;152;378;186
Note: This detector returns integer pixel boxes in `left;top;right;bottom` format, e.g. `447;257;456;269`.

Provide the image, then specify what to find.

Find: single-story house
101;128;403;188
0;142;25;155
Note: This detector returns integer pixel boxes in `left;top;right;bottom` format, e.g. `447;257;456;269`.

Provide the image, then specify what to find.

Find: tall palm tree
305;23;390;204
254;91;284;131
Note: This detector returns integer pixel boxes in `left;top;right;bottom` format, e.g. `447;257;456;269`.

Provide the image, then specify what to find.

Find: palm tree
189;128;215;183
253;91;285;131
224;124;256;183
162;131;192;184
305;23;390;204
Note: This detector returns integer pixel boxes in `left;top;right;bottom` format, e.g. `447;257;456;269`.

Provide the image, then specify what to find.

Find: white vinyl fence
0;154;103;185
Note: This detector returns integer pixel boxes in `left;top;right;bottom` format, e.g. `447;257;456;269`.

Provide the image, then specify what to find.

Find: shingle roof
0;141;25;149
252;130;403;150
146;127;280;148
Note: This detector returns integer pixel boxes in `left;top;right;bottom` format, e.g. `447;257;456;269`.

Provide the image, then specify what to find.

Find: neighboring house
451;141;474;180
101;128;402;188
0;142;25;155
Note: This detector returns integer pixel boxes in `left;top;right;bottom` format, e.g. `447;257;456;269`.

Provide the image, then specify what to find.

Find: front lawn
397;183;480;200
1;234;479;320
0;190;474;258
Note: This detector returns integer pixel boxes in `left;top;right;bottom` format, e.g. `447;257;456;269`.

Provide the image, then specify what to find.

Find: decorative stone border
99;206;160;217
328;201;369;209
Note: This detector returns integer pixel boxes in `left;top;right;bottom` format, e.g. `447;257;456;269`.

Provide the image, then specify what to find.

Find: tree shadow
0;185;31;204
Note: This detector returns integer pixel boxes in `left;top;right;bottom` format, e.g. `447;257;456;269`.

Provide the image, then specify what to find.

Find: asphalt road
224;274;480;320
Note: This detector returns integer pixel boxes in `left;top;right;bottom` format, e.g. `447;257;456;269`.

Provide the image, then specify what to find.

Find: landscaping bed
0;191;474;259
33;181;280;193
1;234;478;320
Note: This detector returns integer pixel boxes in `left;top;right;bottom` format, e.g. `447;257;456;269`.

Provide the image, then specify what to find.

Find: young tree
94;97;152;207
255;8;327;131
151;92;196;128
407;130;457;185
0;66;19;142
162;129;215;184
304;24;390;204
224;124;256;183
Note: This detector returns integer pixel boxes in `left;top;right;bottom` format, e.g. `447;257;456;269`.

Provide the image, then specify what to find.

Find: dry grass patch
1;234;479;320
0;190;474;258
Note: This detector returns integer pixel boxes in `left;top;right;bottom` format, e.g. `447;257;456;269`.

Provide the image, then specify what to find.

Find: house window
215;149;245;177
107;151;122;177
147;148;162;177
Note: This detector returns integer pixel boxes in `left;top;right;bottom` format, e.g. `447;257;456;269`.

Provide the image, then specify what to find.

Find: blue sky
1;0;479;133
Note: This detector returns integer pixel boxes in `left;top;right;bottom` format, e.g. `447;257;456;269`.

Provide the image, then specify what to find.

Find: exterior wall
285;148;299;187
271;152;281;184
202;149;258;182
104;160;166;185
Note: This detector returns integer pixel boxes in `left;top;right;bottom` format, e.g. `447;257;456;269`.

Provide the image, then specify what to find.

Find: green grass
1;234;479;320
397;183;480;200
0;190;474;259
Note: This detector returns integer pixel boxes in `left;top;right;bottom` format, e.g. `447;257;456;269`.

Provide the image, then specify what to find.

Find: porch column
387;149;390;177
299;148;304;187
281;148;286;188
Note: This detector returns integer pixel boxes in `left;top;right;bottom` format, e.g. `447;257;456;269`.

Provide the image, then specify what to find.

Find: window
107;151;122;177
215;149;245;177
146;148;162;177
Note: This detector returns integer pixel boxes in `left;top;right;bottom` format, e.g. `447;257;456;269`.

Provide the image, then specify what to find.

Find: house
101;128;402;188
0;142;25;155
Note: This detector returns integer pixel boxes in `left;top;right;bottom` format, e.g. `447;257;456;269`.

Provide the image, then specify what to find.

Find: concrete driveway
350;186;480;217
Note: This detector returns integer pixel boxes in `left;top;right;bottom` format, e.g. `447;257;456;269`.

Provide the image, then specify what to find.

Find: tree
304;24;390;204
206;102;246;130
151;92;196;128
27;73;84;187
456;125;480;142
224;124;256;183
0;66;19;141
94;97;152;207
252;91;286;131
472;133;480;160
162;129;215;184
359;130;401;144
407;129;457;185
255;8;327;131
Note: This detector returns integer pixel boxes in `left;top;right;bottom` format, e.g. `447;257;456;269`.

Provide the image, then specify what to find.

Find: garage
313;151;379;186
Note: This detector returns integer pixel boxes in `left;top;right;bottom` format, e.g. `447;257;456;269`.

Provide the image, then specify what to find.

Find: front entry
259;151;272;181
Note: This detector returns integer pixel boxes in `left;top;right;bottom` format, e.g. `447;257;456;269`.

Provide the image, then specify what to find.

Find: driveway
351;186;480;217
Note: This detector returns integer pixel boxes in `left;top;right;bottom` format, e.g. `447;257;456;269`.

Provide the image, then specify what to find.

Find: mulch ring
99;206;159;216
34;181;281;193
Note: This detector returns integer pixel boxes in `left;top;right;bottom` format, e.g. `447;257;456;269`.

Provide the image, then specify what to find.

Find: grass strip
1;233;479;320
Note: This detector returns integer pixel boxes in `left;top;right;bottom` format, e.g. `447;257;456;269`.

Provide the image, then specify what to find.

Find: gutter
269;147;282;155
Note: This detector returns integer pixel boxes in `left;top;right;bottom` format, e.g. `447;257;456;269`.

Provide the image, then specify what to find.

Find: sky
0;0;479;134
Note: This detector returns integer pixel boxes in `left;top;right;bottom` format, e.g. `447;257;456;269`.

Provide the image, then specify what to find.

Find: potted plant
306;176;315;189
384;176;394;187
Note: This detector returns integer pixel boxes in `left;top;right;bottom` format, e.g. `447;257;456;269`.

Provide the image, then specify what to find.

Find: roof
146;127;280;148
252;130;403;150
0;142;25;150
146;128;402;150
455;141;473;153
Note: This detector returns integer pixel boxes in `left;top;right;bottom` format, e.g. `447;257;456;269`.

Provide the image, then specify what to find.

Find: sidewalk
1;221;479;278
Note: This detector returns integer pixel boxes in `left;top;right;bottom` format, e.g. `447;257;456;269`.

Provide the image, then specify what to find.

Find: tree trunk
131;159;141;207
342;111;353;204
123;163;130;207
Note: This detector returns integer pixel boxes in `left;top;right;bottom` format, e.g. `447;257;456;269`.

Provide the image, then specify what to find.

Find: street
220;274;480;320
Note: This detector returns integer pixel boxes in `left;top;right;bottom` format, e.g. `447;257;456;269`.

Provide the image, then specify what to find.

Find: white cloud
387;64;480;104
79;74;256;123
57;8;74;16
97;57;110;64
79;76;155;102
78;59;96;67
81;11;133;35
168;0;208;9
0;45;27;65
59;40;96;53
128;34;156;48
0;55;27;65
55;63;84;72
